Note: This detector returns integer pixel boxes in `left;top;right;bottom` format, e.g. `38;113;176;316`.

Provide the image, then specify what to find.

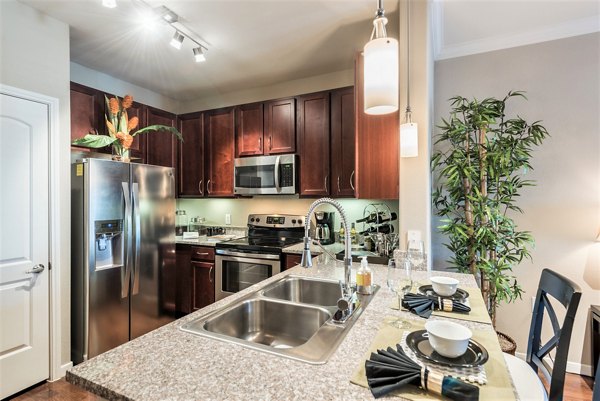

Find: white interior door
0;93;50;398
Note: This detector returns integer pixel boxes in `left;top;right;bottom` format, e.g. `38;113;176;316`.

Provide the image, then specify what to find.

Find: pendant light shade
400;122;418;157
364;36;399;115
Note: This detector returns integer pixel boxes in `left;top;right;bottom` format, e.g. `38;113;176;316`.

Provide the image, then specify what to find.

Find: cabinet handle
337;176;341;193
324;175;328;192
350;170;355;191
258;137;262;152
208;266;213;284
195;252;210;256
198;179;203;196
268;136;272;151
207;179;211;195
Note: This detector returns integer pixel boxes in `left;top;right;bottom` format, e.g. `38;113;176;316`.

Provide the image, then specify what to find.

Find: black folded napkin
365;345;479;400
401;293;471;318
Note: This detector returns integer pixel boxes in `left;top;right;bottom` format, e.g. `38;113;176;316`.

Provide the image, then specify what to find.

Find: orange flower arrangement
72;93;182;162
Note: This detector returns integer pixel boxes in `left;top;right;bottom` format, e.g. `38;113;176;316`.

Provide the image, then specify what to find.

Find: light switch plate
407;230;421;242
225;213;231;225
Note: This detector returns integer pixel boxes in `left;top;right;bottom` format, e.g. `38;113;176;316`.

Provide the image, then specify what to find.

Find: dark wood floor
7;373;595;400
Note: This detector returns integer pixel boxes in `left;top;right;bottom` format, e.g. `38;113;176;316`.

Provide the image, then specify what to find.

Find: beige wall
70;62;180;114
0;1;72;367
398;0;433;258
433;33;600;374
178;69;354;113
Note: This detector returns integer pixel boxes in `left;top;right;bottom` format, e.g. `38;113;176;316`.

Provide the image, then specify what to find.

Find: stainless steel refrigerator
71;158;176;364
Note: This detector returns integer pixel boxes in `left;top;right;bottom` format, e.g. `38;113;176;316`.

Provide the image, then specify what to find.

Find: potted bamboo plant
72;94;182;161
431;91;548;327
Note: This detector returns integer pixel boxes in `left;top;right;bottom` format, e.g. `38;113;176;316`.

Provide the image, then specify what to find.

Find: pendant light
400;0;418;158
364;0;399;115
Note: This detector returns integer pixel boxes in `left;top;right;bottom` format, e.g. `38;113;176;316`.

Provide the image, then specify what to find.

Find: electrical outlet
225;213;231;225
407;230;421;242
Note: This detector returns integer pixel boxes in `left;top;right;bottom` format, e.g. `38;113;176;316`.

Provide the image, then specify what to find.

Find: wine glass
387;257;412;329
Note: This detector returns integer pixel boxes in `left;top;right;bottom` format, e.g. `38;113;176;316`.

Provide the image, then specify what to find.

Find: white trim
515;352;593;377
433;12;600;61
48;362;73;382
0;84;71;381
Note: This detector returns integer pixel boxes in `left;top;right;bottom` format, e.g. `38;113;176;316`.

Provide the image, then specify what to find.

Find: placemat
390;287;492;325
350;317;516;401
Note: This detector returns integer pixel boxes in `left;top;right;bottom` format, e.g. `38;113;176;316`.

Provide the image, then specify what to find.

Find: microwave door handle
274;155;281;192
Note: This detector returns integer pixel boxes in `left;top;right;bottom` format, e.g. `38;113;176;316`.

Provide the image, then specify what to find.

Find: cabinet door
145;107;177;168
192;261;215;311
204;108;235;197
297;92;330;196
331;87;356;198
354;53;399;199
70;82;103;151
175;245;192;316
284;254;302;270
235;103;264;157
127;102;147;163
264;98;295;154
178;113;204;197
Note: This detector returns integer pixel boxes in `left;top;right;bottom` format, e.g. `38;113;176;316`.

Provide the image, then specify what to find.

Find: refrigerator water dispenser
94;219;123;270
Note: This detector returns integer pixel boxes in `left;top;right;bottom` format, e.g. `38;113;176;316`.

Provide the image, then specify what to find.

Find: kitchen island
66;260;511;400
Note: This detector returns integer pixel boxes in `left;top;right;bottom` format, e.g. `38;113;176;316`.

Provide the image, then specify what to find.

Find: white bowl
430;276;459;296
425;320;472;358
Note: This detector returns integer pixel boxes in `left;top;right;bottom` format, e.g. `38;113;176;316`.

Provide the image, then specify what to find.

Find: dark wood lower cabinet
192;261;215;311
284;253;302;270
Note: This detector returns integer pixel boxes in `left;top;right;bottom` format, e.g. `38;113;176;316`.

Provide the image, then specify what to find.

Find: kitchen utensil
406;330;489;368
425;321;472;358
430;276;460;296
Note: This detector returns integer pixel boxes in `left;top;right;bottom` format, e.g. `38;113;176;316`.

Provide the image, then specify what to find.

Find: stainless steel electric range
215;214;307;301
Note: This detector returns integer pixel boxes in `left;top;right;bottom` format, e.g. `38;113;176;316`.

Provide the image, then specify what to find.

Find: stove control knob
291;219;297;224
298;219;303;225
250;218;255;223
256;218;261;223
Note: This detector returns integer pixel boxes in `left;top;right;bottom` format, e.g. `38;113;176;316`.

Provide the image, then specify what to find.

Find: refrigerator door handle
121;182;132;299
132;182;141;295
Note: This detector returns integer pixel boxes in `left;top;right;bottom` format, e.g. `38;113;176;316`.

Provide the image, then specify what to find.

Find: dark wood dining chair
593;357;600;401
504;268;582;401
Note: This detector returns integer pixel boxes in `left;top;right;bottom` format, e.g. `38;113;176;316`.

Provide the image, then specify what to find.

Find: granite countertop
67;262;491;401
282;241;345;255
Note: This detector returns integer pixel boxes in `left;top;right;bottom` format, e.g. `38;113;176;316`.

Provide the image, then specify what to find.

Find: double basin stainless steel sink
180;275;379;364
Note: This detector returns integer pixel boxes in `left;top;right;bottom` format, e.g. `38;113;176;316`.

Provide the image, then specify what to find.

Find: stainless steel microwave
234;154;297;195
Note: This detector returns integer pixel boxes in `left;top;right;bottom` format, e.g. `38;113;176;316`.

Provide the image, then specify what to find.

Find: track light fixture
170;31;184;50
102;0;117;8
193;47;206;62
156;5;178;23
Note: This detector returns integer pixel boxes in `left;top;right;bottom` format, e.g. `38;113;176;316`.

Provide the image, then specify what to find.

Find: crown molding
433;5;600;61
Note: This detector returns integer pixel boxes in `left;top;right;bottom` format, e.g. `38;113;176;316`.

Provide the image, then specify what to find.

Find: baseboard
49;361;73;382
514;352;593;377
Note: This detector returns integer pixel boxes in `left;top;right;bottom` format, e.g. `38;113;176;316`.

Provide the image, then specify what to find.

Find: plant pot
111;146;130;162
497;331;517;355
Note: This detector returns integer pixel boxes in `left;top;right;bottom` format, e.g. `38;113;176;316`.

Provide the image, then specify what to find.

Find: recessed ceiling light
102;0;116;8
170;31;184;50
193;47;206;62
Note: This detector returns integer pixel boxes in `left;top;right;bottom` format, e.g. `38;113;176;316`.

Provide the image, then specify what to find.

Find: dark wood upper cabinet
178;112;204;197
354;53;399;199
264;98;296;155
235;103;264;157
145;106;177;168
125;101;147;163
297;92;330;197
204;108;235;197
70;82;103;151
331;86;356;198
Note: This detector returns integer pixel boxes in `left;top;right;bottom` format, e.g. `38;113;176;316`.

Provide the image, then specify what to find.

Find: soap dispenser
356;256;373;295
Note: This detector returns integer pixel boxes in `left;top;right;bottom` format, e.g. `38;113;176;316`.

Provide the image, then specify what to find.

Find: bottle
359;224;394;235
350;223;357;245
356;256;373;295
356;212;398;225
339;223;345;244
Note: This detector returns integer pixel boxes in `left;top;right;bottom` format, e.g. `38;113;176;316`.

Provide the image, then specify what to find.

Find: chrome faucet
301;198;356;321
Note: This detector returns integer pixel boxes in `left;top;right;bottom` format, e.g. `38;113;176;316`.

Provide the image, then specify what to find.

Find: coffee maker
314;211;335;245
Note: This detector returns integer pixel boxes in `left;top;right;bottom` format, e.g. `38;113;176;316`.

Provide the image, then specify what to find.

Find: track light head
156;6;178;23
170;31;184;50
193;47;206;62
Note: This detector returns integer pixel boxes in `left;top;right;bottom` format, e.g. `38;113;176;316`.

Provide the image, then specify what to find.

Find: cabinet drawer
191;246;215;261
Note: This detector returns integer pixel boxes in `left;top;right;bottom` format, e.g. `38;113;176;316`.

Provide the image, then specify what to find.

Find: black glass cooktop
217;236;302;254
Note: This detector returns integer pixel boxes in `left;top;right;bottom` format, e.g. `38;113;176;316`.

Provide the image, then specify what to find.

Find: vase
111;146;131;162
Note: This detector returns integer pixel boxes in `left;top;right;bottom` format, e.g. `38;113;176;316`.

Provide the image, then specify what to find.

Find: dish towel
365;344;480;400
401;293;471;318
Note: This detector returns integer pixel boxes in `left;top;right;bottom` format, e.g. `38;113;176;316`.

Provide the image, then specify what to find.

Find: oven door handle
274;155;281;193
216;249;281;260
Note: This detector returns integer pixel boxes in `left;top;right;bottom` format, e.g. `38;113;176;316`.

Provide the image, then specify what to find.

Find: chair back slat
526;268;582;401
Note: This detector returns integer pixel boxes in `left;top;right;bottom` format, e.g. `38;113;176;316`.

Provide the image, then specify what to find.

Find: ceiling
20;1;599;101
21;0;399;101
